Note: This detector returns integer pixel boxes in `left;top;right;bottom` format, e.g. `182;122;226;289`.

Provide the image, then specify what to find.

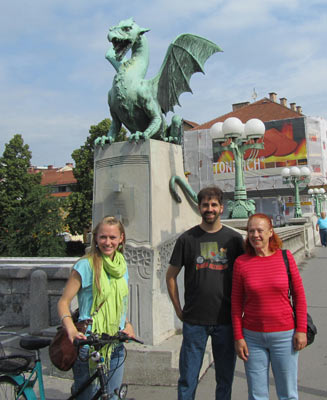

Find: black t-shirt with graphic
169;225;244;325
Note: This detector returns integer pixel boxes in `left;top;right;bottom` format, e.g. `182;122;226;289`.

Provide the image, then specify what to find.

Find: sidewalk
3;245;327;399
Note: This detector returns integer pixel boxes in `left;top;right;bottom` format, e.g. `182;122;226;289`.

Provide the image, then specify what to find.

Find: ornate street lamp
321;191;327;214
319;189;327;214
308;188;319;215
281;166;311;218
211;117;265;218
308;188;326;216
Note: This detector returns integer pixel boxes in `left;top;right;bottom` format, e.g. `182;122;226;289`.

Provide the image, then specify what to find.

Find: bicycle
0;330;143;399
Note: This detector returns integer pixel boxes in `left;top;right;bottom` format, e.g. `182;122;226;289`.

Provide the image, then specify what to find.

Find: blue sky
1;0;327;166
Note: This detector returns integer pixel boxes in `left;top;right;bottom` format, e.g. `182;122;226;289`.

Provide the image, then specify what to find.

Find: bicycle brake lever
117;331;144;344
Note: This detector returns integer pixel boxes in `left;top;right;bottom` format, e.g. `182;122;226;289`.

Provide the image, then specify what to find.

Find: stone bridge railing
0;258;76;328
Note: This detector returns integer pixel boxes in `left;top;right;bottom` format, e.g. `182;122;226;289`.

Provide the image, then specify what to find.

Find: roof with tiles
183;119;199;130
191;95;304;131
39;169;76;186
28;164;77;186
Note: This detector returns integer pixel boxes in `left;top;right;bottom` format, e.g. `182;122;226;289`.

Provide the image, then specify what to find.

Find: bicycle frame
8;349;46;400
0;331;141;399
67;360;109;400
7;354;109;400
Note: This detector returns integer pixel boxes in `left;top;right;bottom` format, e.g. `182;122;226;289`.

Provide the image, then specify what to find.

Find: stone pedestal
93;140;200;248
123;334;213;386
93;140;200;345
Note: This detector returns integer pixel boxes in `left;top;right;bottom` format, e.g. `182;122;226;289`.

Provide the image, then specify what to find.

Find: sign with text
213;117;307;175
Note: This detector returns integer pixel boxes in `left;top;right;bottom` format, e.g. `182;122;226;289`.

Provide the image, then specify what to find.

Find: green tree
2;185;67;256
0;134;66;256
65;119;126;237
0;135;40;225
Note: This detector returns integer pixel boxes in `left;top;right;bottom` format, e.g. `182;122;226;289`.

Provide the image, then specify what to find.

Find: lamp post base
227;199;256;219
294;208;303;218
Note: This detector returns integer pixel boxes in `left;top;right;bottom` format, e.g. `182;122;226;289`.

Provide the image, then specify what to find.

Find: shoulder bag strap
91;300;107;319
282;249;294;309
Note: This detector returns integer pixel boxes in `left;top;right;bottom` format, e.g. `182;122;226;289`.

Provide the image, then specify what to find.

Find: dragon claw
166;136;180;144
129;132;149;143
94;135;114;147
129;133;139;143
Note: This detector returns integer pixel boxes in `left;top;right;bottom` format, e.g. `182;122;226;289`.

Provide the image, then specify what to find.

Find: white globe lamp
244;118;265;140
222;117;244;139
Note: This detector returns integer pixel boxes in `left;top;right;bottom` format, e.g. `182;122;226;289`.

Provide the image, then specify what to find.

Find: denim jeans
319;229;327;246
243;329;299;400
178;322;236;400
72;344;125;400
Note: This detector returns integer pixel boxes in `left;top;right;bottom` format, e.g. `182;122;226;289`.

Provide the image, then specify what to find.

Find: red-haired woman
231;213;307;400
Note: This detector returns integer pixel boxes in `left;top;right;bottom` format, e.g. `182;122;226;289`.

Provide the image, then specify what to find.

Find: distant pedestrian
166;186;244;400
232;213;307;400
316;211;327;247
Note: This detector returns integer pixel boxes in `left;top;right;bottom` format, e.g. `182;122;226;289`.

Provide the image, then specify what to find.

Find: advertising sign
212;117;307;175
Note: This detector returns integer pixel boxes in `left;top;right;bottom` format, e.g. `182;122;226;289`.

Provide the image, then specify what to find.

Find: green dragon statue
95;18;222;146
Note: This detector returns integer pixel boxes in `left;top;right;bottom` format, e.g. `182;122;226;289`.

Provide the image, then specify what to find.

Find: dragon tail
169;175;198;205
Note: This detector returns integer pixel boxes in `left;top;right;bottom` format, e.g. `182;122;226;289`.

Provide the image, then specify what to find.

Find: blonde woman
58;216;134;400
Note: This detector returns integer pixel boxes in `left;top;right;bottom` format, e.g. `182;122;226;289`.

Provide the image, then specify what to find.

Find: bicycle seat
20;336;52;350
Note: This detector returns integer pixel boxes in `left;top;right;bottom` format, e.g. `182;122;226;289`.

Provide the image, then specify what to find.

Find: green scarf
89;251;128;366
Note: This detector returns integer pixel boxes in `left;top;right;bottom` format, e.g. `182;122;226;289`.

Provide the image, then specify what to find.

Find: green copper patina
313;194;320;216
169;176;198;205
310;192;325;217
227;140;259;218
283;174;310;218
217;138;264;219
95;18;222;146
293;181;303;218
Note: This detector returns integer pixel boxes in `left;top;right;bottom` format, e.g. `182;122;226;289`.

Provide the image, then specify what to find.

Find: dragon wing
151;34;222;114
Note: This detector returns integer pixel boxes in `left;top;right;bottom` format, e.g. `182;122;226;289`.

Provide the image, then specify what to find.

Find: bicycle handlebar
73;331;144;348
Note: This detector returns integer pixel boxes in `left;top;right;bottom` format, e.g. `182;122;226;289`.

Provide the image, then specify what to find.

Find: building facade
28;163;77;198
183;93;327;222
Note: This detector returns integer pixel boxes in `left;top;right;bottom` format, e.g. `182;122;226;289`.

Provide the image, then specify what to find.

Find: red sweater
231;249;307;340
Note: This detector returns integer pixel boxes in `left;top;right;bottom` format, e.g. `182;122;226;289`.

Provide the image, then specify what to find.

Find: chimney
280;97;287;107
269;92;277;102
290;102;296;112
48;165;54;170
232;102;250;111
296;106;303;114
66;163;73;168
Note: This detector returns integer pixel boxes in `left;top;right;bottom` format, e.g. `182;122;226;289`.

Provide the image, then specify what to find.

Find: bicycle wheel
0;376;27;400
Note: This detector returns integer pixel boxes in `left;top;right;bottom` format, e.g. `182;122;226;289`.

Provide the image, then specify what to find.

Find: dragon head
108;18;150;62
